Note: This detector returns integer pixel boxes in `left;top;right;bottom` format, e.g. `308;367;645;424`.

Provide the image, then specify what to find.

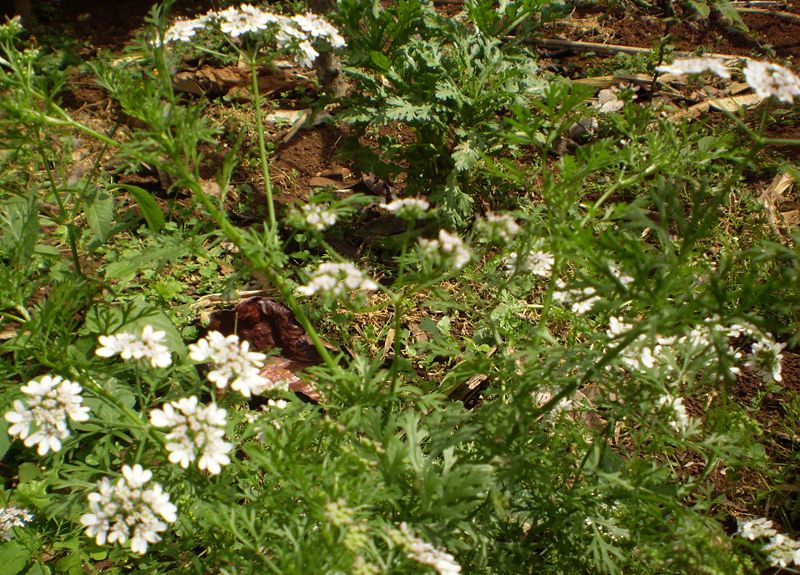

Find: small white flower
736;517;778;540
80;464;177;555
96;325;172;368
150;397;232;475
378;198;430;219
164;18;205;43
745;338;785;383
300;203;337;231
480;212;519;243
291;12;346;48
418;230;472;271
4;375;90;455
0;506;33;541
189;332;271;397
532;387;573;423
399;523;461;575
297;262;378;300
215;4;275;37
656;57;730;79
657;394;690;433
554;280;600;315
743;60;800;103
504;249;554;278
763;533;800;568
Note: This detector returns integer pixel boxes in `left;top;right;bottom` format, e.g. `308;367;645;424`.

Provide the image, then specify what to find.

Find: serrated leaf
0;195;38;266
383;97;432;122
369;50;391;72
714;0;749;31
116;184;165;232
452;141;481;172
435;80;459;102
0;541;30;575
686;0;710;18
84;188;114;244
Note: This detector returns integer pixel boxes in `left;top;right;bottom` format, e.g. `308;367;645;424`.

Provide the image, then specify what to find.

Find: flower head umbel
298;203;338;231
96;325;172;368
656;57;731;79
150;397;232;475
397;523;461;575
189;331;271;397
160;6;345;68
0;506;33;541
657;393;690;434
504;249;554;278
745;338;785;383
378;198;430;220
478;212;520;243
80;464;177;555
736;517;778;541
4;375;90;455
743;60;800;103
297;262;379;300
164;18;205;43
418;230;472;271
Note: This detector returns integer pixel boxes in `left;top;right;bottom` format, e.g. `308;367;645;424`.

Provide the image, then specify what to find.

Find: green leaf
686;0;710;18
714;0;749;31
104;238;185;283
116;184;165;232
0;419;10;460
0;195;38;266
84;188;115;244
23;563;49;575
369;50;391;72
0;541;30;575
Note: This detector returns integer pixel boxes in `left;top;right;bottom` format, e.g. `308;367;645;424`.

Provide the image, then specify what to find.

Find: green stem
249;55;277;231
185;174;340;374
35;141;82;275
79;373;166;449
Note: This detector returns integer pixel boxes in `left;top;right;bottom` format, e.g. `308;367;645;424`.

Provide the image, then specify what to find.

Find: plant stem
35;141;82;275
249;55;277;231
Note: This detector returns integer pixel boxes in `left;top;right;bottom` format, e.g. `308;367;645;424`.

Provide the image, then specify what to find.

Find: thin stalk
249;54;277;231
35;140;82;275
184;173;340;374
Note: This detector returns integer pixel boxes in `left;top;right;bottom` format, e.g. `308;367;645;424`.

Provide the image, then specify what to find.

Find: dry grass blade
760;172;797;242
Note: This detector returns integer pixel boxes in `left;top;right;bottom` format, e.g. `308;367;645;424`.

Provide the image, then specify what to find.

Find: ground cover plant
0;0;800;574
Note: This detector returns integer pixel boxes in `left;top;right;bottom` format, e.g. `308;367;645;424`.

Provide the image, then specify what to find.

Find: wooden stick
734;7;800;22
527;37;747;61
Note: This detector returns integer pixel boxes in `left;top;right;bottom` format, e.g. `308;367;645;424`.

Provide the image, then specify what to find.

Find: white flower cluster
0;506;33;541
418;230;472;271
656;393;690;433
736;517;800;568
744;338;785;383
657;57;800;103
80;464;177;555
150;397;232;475
189;331;272;397
656;57;731;79
399;523;462;575
96;325;172;368
554;264;633;315
300;203;338;231
743;60;800;103
479;212;520;243
532;387;574;423
504;249;554;278
378;197;430;219
553;280;600;315
4;375;90;455
297;262;379;299
162;5;345;68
